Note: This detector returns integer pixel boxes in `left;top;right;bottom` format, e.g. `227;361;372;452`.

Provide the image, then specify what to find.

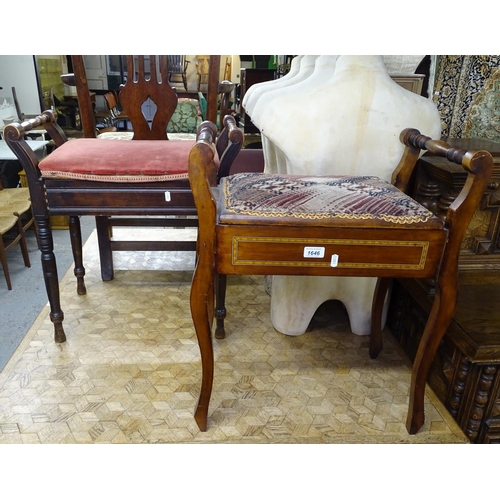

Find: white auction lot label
303;247;325;258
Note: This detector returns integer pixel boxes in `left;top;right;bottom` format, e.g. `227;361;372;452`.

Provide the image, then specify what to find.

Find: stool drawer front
216;226;446;278
44;185;195;213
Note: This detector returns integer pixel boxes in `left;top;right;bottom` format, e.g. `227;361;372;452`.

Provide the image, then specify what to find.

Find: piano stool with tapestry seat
187;125;493;435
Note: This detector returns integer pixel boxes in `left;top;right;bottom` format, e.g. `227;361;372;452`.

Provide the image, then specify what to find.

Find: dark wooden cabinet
389;278;500;443
412;137;500;280
388;138;500;443
239;68;276;134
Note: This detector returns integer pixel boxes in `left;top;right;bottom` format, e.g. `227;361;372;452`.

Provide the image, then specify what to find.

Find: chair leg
69;215;86;295
95;216;114;281
15;215;31;268
406;276;458;434
190;262;215;432
215;273;227;339
36;214;66;343
0;239;12;290
369;277;392;359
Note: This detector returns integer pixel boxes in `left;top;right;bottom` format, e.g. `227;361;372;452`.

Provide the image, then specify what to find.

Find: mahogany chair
0;167;34;288
71;55;224;282
187;125;493;434
0;178;35;239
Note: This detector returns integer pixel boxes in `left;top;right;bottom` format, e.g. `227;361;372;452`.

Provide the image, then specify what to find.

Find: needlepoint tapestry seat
220;173;443;228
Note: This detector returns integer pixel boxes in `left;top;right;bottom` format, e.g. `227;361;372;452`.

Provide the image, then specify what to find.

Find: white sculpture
242;55;305;116
245;55;441;336
246;55;318;124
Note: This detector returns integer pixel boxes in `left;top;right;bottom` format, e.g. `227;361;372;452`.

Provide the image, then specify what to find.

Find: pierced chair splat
187;127;493;434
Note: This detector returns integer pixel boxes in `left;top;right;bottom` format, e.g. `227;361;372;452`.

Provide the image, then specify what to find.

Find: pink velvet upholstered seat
38;139;197;182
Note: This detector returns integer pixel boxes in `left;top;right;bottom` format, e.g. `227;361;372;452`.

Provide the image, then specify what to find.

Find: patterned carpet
0;228;467;444
434;55;500;141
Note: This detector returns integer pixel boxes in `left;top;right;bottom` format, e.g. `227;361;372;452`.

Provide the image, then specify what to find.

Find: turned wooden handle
3;110;56;139
197;120;218;145
224;115;243;144
400;128;494;175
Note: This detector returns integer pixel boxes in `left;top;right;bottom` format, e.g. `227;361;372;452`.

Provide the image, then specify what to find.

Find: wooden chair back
118;56;177;140
103;91;117;111
166;55;189;90
72;55;222;139
167;55;188;73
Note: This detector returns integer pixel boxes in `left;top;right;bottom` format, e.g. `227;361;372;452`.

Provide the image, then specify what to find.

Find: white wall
0;55;42;116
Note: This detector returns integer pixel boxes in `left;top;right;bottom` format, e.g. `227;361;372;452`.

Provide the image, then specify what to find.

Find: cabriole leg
190;262;215;431
406;278;457;434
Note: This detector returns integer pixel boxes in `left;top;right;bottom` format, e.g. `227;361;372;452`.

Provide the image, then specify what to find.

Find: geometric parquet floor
0;229;467;444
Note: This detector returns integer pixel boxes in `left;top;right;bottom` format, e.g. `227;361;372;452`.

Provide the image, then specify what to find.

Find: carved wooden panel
464;365;498;441
415;139;500;277
388;278;500;443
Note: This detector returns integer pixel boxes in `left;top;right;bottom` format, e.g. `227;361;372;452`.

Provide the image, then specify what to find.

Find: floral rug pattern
434;55;500;141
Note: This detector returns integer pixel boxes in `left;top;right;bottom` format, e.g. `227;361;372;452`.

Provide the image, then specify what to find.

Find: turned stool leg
36;214;66;343
95;216;114;281
369;277;392;359
215;273;227;339
69;216;86;295
406;276;458;434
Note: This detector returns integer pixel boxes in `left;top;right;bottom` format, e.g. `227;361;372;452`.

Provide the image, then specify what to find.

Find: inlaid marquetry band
231;236;430;270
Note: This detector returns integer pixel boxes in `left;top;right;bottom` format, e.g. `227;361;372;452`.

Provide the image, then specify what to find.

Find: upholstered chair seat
38;138;198;182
